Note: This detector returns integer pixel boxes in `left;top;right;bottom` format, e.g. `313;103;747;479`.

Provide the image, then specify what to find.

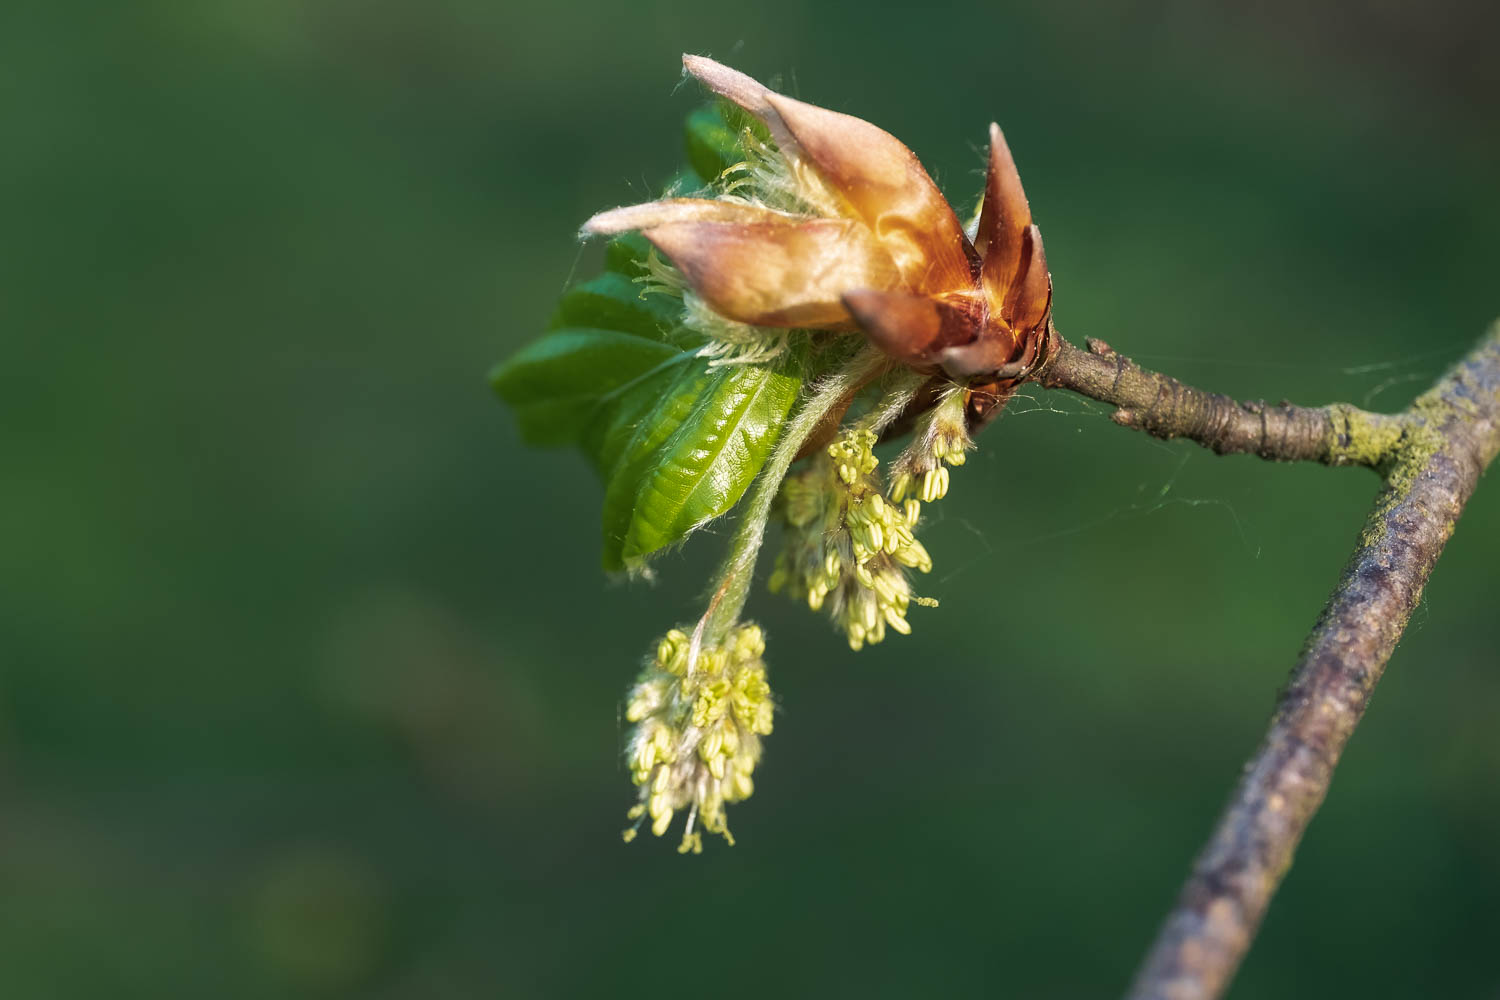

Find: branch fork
1028;321;1500;1000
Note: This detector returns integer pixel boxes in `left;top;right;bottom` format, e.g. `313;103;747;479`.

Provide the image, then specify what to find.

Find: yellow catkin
621;623;775;849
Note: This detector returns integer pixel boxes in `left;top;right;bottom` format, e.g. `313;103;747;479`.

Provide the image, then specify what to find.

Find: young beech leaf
494;237;805;570
495;244;689;448
549;271;682;341
489;328;680;447
495;105;803;571
597;362;720;569
581;376;685;483
617;362;800;568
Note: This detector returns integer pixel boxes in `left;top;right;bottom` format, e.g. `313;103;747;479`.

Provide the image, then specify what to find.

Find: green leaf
489;328;683;447
595;362;717;568
607;362;802;570
581;351;694;477
496;296;804;572
493;104;804;571
495;260;694;448
549;272;680;341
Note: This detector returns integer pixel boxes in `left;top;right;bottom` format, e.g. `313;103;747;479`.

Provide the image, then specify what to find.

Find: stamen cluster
890;387;974;503
770;427;934;650
623;623;774;853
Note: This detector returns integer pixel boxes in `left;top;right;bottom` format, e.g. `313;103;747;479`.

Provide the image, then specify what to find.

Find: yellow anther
847;623;865;650
623;622;774;851
651;807;674;837
884;606;912;634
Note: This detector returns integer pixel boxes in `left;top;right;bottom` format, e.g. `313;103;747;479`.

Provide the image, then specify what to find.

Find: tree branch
1037;333;1408;467
1109;321;1500;1000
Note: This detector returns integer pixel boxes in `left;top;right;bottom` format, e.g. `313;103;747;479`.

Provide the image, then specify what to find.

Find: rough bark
1038;334;1409;467
1034;323;1500;1000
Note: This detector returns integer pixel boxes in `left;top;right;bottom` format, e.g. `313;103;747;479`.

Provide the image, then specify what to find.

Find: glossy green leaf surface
490;328;682;447
608;362;800;570
493;225;804;569
596;362;719;567
549;272;681;341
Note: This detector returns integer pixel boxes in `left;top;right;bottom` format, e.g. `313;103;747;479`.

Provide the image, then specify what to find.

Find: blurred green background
4;1;1498;996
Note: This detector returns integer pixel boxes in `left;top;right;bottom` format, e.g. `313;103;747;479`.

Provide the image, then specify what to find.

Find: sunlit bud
583;198;794;237
640;218;900;330
592;56;1053;383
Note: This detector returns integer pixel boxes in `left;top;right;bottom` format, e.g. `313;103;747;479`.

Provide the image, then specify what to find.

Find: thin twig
1037;333;1409;467
1099;322;1500;1000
